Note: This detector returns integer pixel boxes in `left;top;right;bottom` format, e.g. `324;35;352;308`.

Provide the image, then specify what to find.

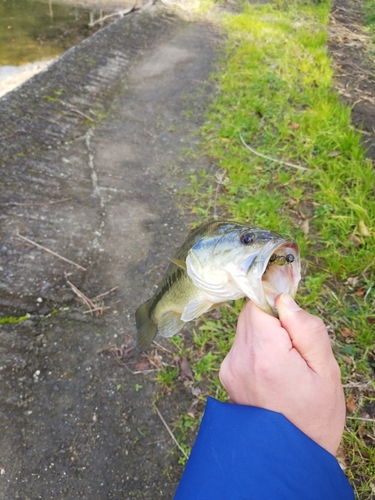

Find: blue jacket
174;397;354;499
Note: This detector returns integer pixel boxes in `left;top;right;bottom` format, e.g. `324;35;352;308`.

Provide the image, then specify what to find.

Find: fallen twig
2;129;27;140
154;405;189;460
343;381;374;390
65;273;97;313
65;273;118;317
88;3;137;27
346;416;375;423
152;341;174;354
58;99;95;122
239;133;309;172
91;286;119;301
16;232;86;271
1;197;71;207
82;305;111;315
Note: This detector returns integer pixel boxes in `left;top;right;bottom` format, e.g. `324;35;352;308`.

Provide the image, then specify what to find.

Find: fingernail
279;293;301;311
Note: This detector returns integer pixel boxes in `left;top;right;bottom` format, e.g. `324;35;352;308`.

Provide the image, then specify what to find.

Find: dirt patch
328;0;375;161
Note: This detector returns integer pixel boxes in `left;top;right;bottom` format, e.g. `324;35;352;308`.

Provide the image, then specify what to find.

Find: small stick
2;130;27;140
239;133;309;172
343;381;374;389
16;232;86;271
346;416;375;423
152;341;174;354
58;100;94;122
144;263;165;276
83;306;111;315
88;3;136;27
65;274;97;313
1;198;71;207
154;405;189;460
91;286;119;301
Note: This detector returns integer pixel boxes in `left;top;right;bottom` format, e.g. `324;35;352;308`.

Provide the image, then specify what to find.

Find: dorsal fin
170;258;187;271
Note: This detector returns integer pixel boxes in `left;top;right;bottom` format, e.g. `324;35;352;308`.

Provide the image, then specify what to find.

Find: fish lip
258;239;300;273
244;238;295;274
245;237;301;314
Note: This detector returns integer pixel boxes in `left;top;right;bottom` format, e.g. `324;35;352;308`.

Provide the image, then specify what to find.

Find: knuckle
306;314;326;335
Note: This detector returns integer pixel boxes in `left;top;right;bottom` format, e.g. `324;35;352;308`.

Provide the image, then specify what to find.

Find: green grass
154;0;375;495
364;0;375;39
0;314;30;324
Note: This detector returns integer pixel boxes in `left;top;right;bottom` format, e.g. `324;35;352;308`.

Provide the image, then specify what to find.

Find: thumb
276;293;333;370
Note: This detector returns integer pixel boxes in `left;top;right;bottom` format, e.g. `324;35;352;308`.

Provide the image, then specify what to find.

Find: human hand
219;293;346;456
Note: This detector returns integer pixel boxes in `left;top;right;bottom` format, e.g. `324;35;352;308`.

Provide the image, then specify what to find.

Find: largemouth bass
135;221;301;351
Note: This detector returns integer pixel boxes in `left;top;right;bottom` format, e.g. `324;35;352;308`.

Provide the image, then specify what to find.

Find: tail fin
135;299;158;351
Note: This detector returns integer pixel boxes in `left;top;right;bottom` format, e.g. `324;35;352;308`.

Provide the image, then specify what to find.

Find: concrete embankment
0;4;220;498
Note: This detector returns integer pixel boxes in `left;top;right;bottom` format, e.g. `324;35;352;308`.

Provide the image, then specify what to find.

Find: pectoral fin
158;311;186;338
135;299;158;351
181;297;214;322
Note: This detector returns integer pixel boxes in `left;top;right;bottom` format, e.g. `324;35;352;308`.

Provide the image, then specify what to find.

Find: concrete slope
0;5;220;499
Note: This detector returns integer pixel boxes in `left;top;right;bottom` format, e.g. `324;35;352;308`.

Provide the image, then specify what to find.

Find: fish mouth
261;240;301;312
246;238;301;315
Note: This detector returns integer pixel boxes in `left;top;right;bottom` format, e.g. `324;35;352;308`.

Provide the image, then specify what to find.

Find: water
0;0;137;97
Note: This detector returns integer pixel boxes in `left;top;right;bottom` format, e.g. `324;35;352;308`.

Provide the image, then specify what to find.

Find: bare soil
329;0;375;161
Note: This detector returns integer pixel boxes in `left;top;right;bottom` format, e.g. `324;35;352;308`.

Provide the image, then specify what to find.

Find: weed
0;314;30;324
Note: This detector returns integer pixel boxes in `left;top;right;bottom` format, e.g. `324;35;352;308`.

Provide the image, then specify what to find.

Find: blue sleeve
174;397;354;500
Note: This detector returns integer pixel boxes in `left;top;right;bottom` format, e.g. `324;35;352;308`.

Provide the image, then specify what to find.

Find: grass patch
154;0;375;495
364;0;375;39
0;314;30;324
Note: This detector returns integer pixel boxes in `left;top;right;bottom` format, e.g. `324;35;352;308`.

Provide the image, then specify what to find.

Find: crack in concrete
85;128;104;208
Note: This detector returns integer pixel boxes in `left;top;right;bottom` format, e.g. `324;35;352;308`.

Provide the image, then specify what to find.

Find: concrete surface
0;4;221;498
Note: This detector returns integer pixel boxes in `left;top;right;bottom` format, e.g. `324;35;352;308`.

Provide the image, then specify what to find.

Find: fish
135;220;301;351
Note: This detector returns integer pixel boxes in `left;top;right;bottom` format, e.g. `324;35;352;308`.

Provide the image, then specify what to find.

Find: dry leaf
135;360;150;371
340;354;352;364
335;445;348;470
187;399;200;419
346;276;359;287
354;287;366;297
300;219;309;236
187;408;196;419
346;394;357;413
191;386;202;397
288;122;300;130
151;353;163;367
327;150;342;157
358;423;367;439
180;356;194;380
348;232;361;247
341;327;356;338
359;219;370;237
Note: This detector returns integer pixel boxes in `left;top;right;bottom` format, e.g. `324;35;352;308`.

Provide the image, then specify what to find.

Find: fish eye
286;254;295;263
240;232;255;245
